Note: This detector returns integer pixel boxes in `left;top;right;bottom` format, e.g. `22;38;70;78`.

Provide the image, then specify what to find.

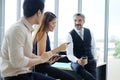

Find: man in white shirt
0;0;57;80
66;13;96;80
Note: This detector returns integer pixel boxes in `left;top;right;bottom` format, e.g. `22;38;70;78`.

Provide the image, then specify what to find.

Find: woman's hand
47;54;61;64
51;43;67;55
58;43;67;51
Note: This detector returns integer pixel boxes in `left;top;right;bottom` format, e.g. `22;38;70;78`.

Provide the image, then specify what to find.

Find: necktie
79;31;83;40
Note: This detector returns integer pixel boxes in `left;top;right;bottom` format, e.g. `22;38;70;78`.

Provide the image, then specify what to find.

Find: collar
21;17;34;32
74;27;84;33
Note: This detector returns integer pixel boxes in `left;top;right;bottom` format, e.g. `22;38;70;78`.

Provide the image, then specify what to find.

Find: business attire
46;33;51;51
0;17;55;80
33;33;76;80
66;27;96;80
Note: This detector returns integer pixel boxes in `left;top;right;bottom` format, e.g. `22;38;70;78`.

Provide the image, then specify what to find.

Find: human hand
47;54;61;64
77;57;88;66
58;43;67;51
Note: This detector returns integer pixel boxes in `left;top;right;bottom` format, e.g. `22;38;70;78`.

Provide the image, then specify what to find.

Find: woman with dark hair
33;11;76;80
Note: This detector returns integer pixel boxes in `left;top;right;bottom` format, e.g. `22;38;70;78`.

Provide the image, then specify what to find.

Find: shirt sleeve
66;33;78;62
8;28;29;68
90;31;96;59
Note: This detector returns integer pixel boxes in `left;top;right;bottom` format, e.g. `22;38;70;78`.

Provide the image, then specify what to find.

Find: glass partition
108;0;120;80
82;0;105;63
5;0;17;32
58;0;78;45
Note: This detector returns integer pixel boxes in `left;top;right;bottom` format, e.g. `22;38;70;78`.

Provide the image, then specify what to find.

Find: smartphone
51;55;61;59
67;42;71;45
60;55;67;58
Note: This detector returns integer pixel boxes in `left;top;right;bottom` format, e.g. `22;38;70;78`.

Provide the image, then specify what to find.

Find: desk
52;62;106;80
97;63;106;80
52;62;72;70
52;62;83;80
52;62;106;68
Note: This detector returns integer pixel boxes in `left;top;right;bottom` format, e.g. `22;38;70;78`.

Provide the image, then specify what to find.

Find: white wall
108;58;120;80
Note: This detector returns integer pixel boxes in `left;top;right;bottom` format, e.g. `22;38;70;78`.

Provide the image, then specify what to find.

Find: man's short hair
74;13;85;21
23;0;45;17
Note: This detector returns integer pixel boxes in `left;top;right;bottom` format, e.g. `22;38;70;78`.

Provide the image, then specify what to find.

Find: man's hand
77;58;88;66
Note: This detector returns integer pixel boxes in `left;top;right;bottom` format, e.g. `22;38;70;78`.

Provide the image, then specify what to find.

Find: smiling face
41;12;56;32
48;18;57;32
73;14;85;30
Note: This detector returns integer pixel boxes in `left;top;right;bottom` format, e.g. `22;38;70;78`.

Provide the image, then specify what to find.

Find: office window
108;0;120;80
82;0;105;63
44;0;55;13
58;0;78;45
21;0;24;17
5;0;17;32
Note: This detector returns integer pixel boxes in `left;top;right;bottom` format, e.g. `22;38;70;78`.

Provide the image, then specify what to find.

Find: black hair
23;0;45;17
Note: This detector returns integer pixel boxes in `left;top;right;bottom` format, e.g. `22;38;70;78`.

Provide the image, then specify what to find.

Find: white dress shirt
0;17;54;78
66;27;96;62
0;17;34;77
